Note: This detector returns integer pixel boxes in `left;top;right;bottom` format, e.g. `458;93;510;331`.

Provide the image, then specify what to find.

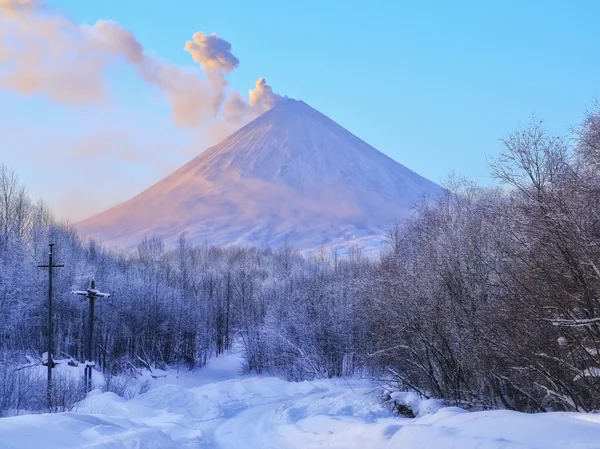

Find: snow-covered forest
2;108;600;418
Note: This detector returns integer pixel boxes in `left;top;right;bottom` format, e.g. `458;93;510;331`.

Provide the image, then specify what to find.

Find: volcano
78;99;442;250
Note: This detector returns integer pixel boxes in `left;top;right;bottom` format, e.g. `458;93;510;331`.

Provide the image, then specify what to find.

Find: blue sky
2;0;599;220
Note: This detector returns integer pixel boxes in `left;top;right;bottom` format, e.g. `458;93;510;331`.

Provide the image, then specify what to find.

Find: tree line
1;105;600;413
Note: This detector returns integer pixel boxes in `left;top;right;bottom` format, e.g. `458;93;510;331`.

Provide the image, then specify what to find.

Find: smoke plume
0;0;283;128
0;0;288;220
250;78;283;112
184;32;239;73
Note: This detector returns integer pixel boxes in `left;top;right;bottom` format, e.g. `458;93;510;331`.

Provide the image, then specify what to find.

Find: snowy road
3;352;600;448
132;356;399;449
208;379;397;449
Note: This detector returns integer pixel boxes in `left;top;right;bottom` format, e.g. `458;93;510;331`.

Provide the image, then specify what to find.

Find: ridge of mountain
78;99;443;251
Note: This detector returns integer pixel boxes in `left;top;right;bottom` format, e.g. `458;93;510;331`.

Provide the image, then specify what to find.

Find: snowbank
2;351;600;448
388;407;600;449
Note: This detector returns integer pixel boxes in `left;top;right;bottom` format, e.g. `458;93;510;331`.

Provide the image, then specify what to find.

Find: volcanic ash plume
184;32;239;73
84;20;225;126
0;1;283;129
250;78;284;112
221;78;284;130
0;0;39;14
0;1;113;103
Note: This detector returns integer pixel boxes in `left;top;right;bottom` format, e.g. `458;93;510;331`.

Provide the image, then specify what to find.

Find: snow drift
2;351;600;449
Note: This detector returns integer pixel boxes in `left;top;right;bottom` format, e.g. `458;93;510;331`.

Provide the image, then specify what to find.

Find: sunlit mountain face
78;99;443;250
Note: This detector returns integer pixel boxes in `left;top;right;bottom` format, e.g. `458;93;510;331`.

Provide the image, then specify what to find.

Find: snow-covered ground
2;351;600;448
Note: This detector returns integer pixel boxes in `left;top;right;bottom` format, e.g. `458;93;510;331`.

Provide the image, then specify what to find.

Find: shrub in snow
382;389;443;418
103;367;154;400
0;363;85;416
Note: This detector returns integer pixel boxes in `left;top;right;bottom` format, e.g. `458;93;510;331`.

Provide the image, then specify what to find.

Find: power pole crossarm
73;290;110;298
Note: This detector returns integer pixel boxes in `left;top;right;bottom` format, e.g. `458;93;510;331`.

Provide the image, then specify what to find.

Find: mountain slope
78;99;442;250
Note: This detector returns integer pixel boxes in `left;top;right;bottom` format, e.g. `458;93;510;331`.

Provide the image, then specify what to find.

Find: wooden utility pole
73;279;110;393
38;242;64;409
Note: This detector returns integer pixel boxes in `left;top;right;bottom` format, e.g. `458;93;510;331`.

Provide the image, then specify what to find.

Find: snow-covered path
208;379;397;449
134;353;398;448
3;352;600;448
